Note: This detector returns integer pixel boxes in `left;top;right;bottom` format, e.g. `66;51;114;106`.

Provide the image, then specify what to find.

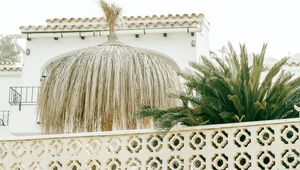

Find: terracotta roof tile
20;13;204;33
0;62;22;72
0;61;14;65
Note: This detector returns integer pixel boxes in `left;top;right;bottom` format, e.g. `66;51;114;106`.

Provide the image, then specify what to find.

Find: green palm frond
138;43;300;129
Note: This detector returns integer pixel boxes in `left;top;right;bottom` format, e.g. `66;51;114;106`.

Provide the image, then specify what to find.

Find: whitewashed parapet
0;118;299;170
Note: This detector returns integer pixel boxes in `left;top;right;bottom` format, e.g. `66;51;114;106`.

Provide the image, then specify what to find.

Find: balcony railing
0;118;299;169
0;110;9;126
9;86;40;110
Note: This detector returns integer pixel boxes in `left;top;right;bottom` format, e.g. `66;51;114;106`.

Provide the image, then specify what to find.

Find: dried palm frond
38;46;182;134
100;0;121;39
37;1;182;134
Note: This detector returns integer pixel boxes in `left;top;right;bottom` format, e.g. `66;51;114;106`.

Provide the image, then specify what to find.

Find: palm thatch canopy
38;1;182;134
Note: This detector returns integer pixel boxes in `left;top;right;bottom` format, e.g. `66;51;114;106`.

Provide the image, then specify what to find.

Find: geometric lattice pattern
0;118;299;169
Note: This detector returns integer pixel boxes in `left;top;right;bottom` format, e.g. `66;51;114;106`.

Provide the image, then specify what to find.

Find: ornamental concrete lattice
0;118;299;169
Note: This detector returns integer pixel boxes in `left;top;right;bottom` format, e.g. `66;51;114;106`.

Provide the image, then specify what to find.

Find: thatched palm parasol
38;1;182;134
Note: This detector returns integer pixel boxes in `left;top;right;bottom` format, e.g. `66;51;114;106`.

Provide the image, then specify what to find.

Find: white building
0;13;299;170
0;13;210;137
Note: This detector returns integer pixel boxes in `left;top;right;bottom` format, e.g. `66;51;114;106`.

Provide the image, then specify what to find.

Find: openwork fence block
0;118;299;169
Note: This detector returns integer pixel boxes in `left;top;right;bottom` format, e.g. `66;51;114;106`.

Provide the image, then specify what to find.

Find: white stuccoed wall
0;72;22;136
0;28;210;137
0;73;22;109
196;24;210;62
22;31;207;84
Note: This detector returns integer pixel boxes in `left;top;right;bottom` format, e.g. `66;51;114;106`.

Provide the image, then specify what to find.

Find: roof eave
20;27;202;37
21;26;202;33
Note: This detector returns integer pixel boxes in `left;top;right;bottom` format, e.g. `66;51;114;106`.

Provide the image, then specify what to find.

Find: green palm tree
138;43;300;129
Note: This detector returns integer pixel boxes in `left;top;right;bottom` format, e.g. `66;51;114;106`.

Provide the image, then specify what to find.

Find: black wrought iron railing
9;86;40;110
0;110;9;126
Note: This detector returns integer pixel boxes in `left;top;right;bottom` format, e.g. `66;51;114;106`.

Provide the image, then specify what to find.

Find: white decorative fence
0;118;299;170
